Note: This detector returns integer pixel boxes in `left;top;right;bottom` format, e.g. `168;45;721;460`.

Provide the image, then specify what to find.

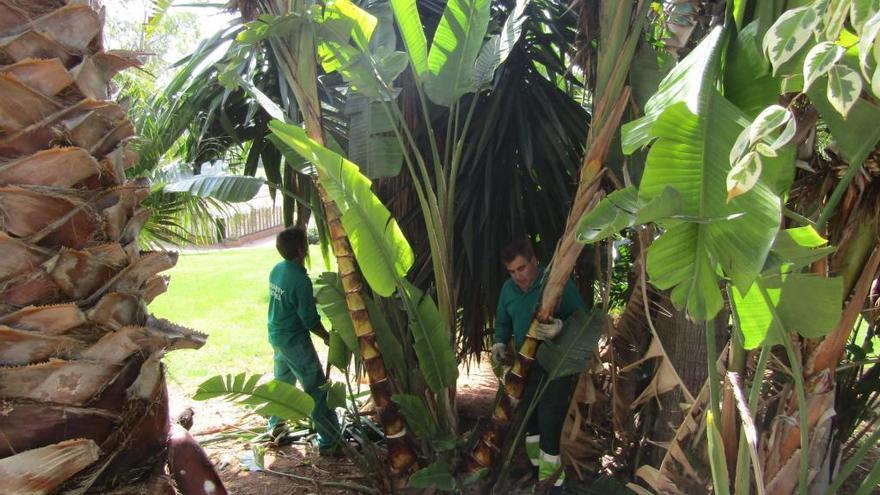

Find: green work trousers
268;339;341;450
519;364;575;456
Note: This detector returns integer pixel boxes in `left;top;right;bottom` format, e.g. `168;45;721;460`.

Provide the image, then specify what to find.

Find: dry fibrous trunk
0;1;206;493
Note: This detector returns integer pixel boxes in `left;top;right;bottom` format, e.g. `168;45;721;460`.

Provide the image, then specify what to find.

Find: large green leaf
622;28;725;153
327;331;352;370
269;120;414;297
163;175;265;202
345;94;404;178
364;296;407;382
642;100;782;321
626;28;783;320
194;373;314;421
408;461;456;491
536;309;604;380
315;272;358;353
391;394;438;439
576;185;681;244
319;0;377;50
765;226;837;272
733;272;843;349
424;0;491;106
389;0;429;80
400;280;459;392
471;0;529;88
724;21;781;119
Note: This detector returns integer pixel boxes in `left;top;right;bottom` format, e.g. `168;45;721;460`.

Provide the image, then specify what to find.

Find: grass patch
151;244;335;394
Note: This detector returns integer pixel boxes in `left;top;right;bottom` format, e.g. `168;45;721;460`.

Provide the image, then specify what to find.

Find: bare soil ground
168;359;501;494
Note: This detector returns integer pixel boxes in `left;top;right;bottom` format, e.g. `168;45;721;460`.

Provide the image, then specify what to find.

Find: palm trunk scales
0;1;207;492
319;182;418;477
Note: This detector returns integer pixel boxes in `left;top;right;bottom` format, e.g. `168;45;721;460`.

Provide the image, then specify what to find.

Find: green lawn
151;244;335;395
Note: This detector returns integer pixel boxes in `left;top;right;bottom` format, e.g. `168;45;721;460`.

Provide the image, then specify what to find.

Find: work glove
533;318;563;341
491;343;508;365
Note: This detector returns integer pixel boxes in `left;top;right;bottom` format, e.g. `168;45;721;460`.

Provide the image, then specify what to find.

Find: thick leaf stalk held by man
0;0;212;492
466;0;644;473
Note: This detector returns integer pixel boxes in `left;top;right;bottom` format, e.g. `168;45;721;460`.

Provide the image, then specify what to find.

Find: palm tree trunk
233;0;419;479
0;2;207;492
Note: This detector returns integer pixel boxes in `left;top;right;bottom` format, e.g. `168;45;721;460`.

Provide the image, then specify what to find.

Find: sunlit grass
151;244;336;395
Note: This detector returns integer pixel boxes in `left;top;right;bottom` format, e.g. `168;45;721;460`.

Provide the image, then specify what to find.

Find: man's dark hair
276;227;308;261
501;238;535;264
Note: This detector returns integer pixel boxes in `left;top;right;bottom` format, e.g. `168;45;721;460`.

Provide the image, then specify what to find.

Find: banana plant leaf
270;121;457;392
163;174;265;202
269;120;413;297
399;280;459;392
536;309;605;380
391;394;438;439
345;94;403;178
389;0;429;80
424;0;491;106
733;271;843;349
576;185;681;244
194;373;314;422
315;272;358;370
623;27;783;321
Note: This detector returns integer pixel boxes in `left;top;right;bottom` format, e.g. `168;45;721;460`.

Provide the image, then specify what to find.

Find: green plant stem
706;322;724;444
783;207;815;226
415;84;447;197
758;283;809;495
444;102;456;178
822;427;880;495
728;295;754;495
380;96;453;335
446;94;480;239
815;157;865;231
705;319;730;493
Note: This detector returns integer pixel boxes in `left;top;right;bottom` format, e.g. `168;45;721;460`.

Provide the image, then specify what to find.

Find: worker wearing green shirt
267;227;340;454
492;239;587;491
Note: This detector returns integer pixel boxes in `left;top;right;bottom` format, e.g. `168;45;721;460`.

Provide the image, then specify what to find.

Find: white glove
534;318;563;341
491;343;508;364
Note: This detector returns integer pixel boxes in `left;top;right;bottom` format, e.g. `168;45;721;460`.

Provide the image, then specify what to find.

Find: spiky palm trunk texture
0;1;205;493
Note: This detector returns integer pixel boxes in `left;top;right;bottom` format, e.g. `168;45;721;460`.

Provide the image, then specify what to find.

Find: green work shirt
494;267;587;349
268;260;320;347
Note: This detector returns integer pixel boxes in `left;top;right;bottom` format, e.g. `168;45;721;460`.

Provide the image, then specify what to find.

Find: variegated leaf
851;0;880;33
727;151;763;202
770;118;797;149
827;65;864;117
803;42;845;90
749;105;791;144
763;6;820;73
859;11;880;77
824;0;852;41
729;126;750;166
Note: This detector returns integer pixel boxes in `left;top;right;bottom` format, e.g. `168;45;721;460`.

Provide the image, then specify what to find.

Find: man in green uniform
491;239;587;491
267;227;341;454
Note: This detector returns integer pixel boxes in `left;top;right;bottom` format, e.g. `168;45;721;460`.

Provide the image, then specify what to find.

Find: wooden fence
217;205;284;242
